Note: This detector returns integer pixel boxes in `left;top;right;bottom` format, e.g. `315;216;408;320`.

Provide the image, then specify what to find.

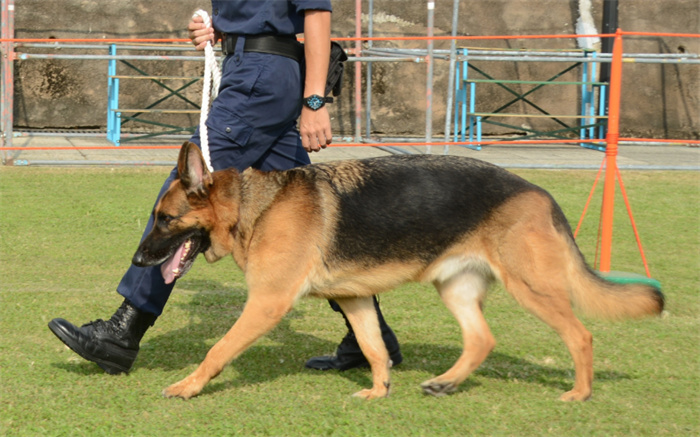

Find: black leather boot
48;299;156;374
305;297;402;371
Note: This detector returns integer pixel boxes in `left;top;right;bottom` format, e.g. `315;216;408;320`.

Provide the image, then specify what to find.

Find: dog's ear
177;141;213;199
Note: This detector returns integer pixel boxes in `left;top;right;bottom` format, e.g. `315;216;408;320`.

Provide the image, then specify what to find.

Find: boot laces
82;318;116;334
82;302;131;335
109;302;132;332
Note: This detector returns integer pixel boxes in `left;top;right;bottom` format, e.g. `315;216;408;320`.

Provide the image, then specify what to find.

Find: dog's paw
559;389;591;402
352;386;389;400
162;377;203;400
420;379;457;397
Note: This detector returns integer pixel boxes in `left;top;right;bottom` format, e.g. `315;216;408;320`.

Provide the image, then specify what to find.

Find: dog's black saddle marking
323;155;540;264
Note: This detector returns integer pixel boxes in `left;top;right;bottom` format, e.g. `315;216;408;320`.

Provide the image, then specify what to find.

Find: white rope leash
193;9;221;173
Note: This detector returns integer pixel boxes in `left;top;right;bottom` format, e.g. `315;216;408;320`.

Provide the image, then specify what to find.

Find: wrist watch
303;94;332;111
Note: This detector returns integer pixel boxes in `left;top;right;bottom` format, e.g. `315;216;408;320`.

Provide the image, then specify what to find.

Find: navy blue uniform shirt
211;0;332;35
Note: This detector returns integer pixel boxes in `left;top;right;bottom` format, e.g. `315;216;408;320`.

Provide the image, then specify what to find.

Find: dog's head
132;142;236;284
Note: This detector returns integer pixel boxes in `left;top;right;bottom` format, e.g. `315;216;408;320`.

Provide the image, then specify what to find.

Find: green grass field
1;166;698;436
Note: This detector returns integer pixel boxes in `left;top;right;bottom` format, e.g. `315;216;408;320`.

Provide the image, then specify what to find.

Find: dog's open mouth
160;236;207;284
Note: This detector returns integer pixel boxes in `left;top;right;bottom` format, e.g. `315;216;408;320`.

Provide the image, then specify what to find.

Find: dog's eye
158;213;176;225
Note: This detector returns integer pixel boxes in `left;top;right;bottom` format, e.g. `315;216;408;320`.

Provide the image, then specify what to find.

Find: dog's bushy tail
564;237;664;321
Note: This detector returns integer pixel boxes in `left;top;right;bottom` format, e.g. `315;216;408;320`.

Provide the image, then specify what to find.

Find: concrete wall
10;0;699;140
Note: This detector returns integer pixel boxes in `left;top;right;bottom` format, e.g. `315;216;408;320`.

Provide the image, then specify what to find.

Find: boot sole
305;351;402;371
305;355;369;371
48;319;133;375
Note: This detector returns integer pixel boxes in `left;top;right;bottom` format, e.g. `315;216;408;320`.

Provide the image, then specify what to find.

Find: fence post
1;0;15;153
354;0;362;142
106;44;120;145
425;0;434;154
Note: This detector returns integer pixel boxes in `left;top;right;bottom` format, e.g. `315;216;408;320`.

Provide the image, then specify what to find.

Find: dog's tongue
161;242;187;285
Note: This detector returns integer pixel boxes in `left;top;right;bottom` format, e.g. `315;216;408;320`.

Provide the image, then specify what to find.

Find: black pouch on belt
324;41;348;99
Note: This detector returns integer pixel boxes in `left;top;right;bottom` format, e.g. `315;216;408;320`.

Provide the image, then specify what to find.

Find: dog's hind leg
503;276;593;401
334;296;392;399
421;272;494;396
497;226;594;401
162;288;297;400
494;195;594;401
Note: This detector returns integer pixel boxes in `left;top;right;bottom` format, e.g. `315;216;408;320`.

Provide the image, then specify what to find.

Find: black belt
222;34;304;63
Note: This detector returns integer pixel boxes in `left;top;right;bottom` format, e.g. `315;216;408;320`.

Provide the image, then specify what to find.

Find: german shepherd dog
133;142;663;401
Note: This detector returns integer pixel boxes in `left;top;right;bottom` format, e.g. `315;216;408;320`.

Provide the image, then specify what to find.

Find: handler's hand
188;14;218;51
299;107;332;153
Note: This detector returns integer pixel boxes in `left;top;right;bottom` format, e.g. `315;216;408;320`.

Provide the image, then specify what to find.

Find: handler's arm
299;10;332;153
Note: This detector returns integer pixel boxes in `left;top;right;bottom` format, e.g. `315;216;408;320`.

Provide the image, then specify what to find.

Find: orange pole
599;28;624;272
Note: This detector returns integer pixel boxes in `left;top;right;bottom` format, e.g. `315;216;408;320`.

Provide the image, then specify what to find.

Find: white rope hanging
192;9;221;173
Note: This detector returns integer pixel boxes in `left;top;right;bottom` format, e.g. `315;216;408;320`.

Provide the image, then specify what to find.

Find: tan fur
140;143;663;402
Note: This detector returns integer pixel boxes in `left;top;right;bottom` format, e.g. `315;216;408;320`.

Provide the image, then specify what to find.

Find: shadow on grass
338;344;631;395
51;361;109;375
52;286;630;397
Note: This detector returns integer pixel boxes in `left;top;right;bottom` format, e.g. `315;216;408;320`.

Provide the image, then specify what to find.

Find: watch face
305;95;324;110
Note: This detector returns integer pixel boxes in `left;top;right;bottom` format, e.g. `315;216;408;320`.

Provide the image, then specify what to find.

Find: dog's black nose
132;251;147;267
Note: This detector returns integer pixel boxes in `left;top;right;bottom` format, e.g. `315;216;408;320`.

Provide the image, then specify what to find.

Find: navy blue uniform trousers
118;42;310;316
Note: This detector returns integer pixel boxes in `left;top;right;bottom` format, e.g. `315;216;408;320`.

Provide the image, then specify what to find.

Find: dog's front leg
163;296;293;400
334;296;392;399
